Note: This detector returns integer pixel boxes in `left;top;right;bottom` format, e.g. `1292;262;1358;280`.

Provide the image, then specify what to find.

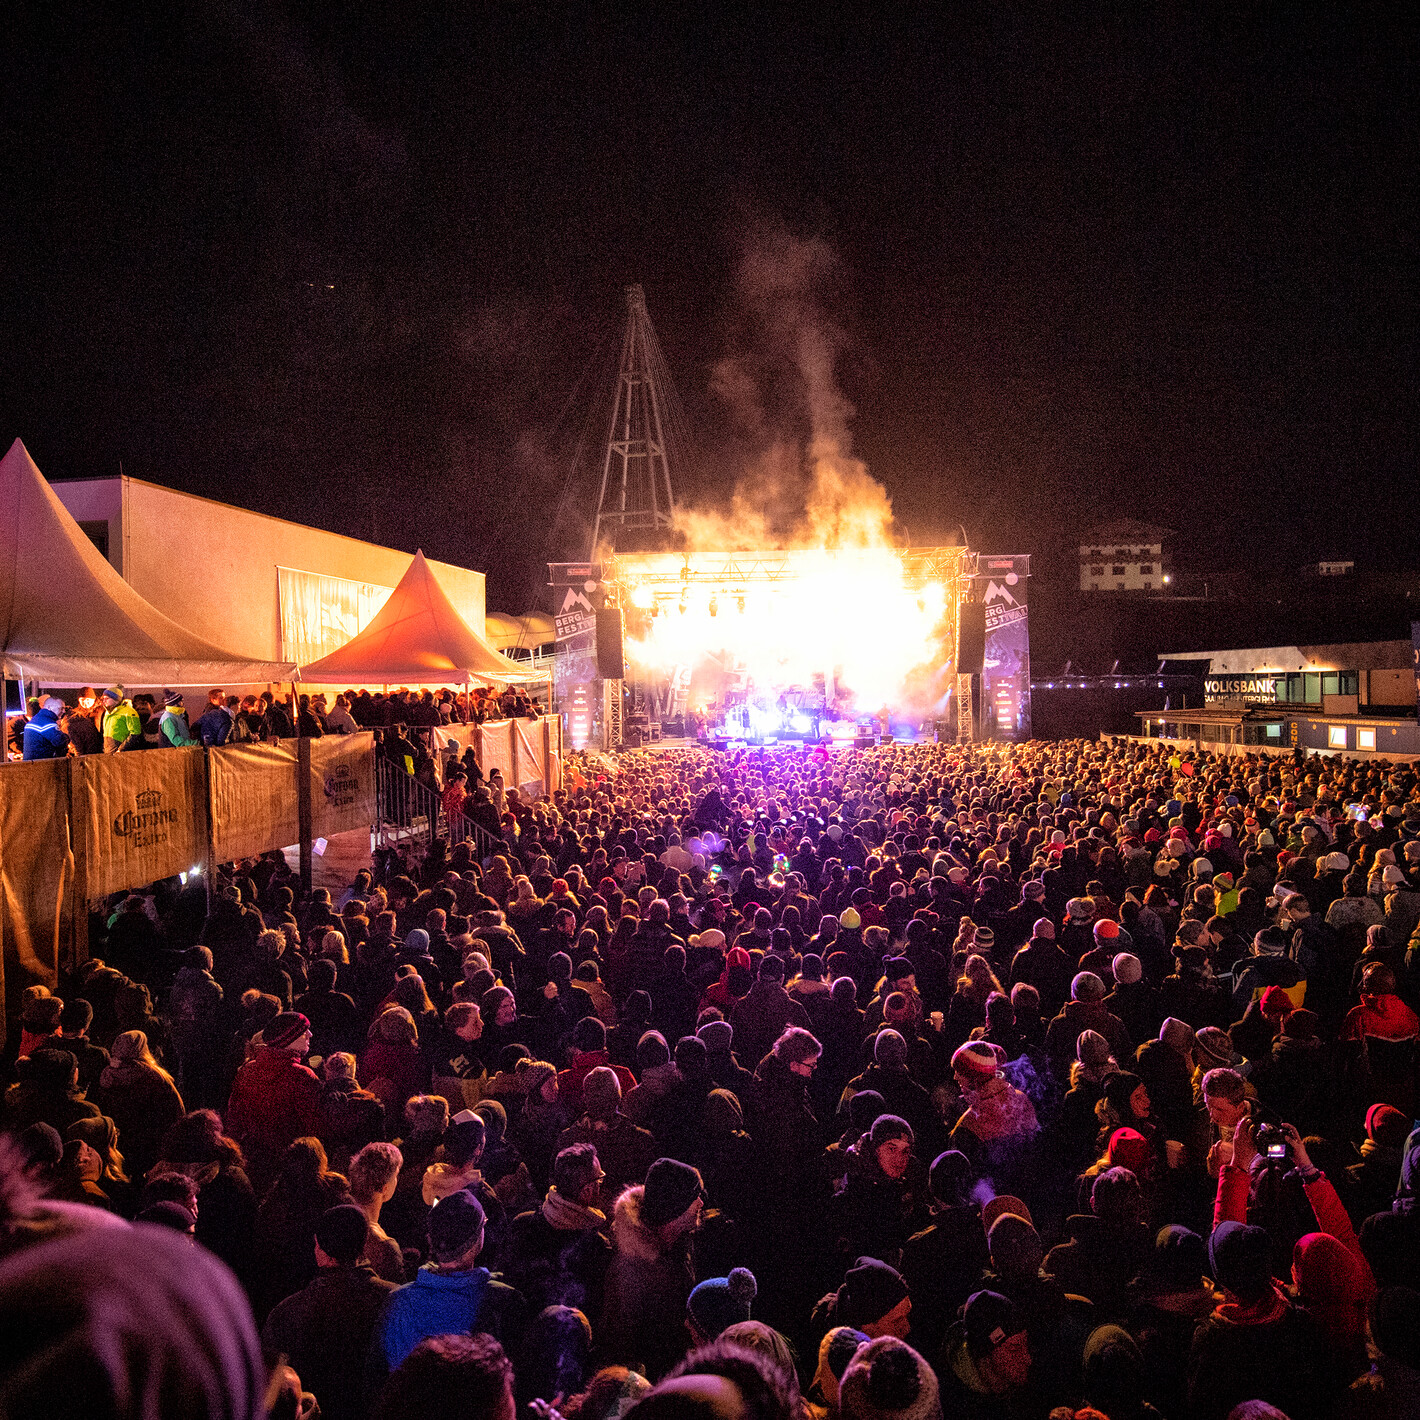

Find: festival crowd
2;736;1419;1420
10;681;541;759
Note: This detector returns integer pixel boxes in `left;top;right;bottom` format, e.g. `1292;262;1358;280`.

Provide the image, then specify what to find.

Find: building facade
1079;520;1172;593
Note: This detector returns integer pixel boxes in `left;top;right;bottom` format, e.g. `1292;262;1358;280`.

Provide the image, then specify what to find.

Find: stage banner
549;563;604;751
309;732;375;840
512;717;546;800
0;760;74;1038
975;555;1033;742
209;741;299;865
78;747;208;897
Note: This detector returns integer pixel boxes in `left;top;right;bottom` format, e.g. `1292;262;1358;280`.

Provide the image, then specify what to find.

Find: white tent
0;438;295;687
298;549;535;685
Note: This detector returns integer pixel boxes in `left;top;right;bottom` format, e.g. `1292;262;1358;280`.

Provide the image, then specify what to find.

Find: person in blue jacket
22;696;70;760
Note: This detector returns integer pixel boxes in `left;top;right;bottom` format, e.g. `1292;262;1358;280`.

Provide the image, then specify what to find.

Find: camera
1255;1123;1290;1160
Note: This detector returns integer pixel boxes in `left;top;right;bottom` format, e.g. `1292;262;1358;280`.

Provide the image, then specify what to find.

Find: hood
611;1184;665;1262
422;1161;481;1206
704;1088;745;1137
941;1324;991;1396
1292;1232;1373;1344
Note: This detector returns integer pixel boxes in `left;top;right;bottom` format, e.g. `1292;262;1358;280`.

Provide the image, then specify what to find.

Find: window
1112;565;1125;575
1138;563;1153;574
1341;671;1359;696
1143;581;1152;589
1116;582;1125;590
1358;727;1377;751
1327;725;1348;749
1265;723;1282;739
1303;673;1321;703
1090;582;1099;590
1322;673;1339;698
1091;565;1105;575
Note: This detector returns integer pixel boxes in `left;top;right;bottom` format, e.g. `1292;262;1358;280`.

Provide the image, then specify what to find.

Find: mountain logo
559;588;594;615
984;580;1018;607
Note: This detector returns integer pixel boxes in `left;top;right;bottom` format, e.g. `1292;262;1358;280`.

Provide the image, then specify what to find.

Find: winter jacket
731;979;812;1068
21;707;69;760
1187;1286;1320;1420
1043;1213;1152;1314
224;1047;324;1188
374;1263;527;1376
503;1191;613;1316
262;1264;396;1420
598;1184;695;1379
1044;999;1132;1072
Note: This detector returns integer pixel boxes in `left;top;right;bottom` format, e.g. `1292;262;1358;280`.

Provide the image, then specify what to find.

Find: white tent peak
297;546;532;684
0;438;295;686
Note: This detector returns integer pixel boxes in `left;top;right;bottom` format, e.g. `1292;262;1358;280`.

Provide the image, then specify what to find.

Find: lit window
1358;728;1376;751
1327;725;1347;749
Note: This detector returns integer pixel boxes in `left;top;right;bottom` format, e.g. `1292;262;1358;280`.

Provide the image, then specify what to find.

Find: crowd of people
2;734;1419;1420
9;681;544;760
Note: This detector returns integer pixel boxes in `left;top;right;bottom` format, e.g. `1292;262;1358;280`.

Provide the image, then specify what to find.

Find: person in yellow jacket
100;685;142;752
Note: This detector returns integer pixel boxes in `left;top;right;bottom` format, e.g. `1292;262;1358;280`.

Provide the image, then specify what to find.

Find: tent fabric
0;439;296;686
297;550;534;684
484;611;555;651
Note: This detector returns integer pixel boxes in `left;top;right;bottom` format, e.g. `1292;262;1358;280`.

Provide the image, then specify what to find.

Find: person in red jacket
226;1011;324;1192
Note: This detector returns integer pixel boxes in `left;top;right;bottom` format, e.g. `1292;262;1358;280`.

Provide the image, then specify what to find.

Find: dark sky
3;4;1416;619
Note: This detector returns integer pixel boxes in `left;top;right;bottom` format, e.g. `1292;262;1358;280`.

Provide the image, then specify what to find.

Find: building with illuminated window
1079;521;1173;593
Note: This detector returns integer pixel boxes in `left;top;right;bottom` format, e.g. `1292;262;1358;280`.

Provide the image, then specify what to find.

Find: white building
1079;521;1172;593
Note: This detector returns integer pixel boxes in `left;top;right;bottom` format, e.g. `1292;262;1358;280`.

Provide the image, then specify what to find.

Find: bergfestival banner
209;741;300;865
77;746;208;898
309;732;375;840
0;759;74;1037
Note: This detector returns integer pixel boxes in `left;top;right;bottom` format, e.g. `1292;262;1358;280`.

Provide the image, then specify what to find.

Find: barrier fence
0;719;562;1044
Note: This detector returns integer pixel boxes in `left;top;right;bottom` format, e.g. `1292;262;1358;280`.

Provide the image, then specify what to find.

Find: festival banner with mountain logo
974;555;1033;742
78;746;208;897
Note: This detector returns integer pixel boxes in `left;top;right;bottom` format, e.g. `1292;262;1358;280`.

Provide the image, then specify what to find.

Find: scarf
541;1188;607;1232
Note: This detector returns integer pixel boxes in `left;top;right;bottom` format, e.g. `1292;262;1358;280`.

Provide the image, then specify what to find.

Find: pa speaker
957;601;986;674
596;607;625;680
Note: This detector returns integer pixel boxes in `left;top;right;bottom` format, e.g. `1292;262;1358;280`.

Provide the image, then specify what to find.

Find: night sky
3;6;1416;641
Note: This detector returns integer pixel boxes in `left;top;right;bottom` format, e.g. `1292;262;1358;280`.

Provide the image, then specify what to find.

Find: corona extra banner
209;741;299;866
309;732;375;841
0;759;74;1033
77;746;208;898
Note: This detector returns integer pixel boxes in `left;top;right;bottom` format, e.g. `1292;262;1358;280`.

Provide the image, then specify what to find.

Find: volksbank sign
1204;675;1277;704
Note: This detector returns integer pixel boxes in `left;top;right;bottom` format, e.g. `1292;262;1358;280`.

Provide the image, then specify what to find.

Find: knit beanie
1280;1007;1320;1040
962;1290;1024;1360
816;1327;871;1393
987;1213;1043;1278
1093;919;1120;942
1071;971;1106;1003
1106;1128;1152;1175
262;1012;310;1049
1259;985;1295;1018
687;1268;757;1336
1031;917;1056;939
1076;1030;1113;1068
581;1066;622;1119
1209;1222;1273;1302
1111;953;1142;985
1159;1017;1194;1054
696;1019;734;1053
874;1029;909;1068
839;1337;939;1420
951;1041;1001;1083
641;1158;704;1228
637;1030;671;1069
1193;1027;1239;1068
1147;1225;1209;1292
848;1091;887;1133
1365;1103;1412;1149
868;1115;914;1148
836;1258;909;1328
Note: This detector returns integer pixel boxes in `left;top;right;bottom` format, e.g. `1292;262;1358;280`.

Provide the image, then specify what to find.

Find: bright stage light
630;584;654;609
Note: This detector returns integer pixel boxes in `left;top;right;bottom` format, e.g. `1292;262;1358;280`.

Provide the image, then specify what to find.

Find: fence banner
478;720;516;785
0;760;74;1039
210;741;299;864
512;718;545;801
78;747;208;898
309;732;375;839
431;725;479;787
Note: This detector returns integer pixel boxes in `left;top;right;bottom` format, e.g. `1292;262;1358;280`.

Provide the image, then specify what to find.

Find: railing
375;757;501;860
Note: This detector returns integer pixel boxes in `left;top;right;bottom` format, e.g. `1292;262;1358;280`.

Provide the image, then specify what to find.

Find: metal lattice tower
590;285;689;557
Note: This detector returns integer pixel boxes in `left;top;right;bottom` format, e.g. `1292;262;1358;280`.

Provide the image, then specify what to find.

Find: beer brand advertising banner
209;741;299;865
0;759;74;1036
309;732;375;840
78;747;208;898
